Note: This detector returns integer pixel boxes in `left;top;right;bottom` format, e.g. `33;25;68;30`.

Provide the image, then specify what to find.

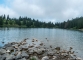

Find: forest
0;14;83;29
0;15;54;28
55;17;83;29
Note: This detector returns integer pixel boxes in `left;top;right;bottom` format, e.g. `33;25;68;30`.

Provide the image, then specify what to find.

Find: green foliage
7;15;9;20
0;14;55;28
30;57;36;60
0;16;3;26
55;17;83;29
1;14;83;29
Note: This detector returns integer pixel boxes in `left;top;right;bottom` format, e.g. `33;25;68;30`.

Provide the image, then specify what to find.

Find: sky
0;0;83;23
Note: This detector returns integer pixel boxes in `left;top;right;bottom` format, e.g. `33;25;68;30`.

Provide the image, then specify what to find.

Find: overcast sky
0;0;83;22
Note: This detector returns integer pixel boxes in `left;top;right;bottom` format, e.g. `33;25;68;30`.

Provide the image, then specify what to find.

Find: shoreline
78;29;83;31
0;38;82;60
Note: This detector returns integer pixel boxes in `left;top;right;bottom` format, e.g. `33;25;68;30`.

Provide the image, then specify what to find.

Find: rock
47;52;54;56
1;53;15;60
6;50;10;53
12;44;19;49
21;45;28;50
6;46;14;51
76;57;82;60
19;58;26;60
4;43;12;47
52;56;57;60
41;56;49;60
16;52;22;59
0;57;6;60
21;51;29;58
0;54;6;60
28;49;34;55
35;48;46;55
0;48;6;54
0;39;82;60
55;47;60;51
6;54;15;60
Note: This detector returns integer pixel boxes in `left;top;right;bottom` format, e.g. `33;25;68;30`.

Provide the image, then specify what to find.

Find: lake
0;28;83;58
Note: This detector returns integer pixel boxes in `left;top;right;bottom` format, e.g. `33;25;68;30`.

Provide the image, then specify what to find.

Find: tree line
0;14;83;29
55;17;83;29
0;15;54;28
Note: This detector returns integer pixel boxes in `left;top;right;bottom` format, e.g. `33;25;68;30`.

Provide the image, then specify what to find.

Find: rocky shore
78;29;83;31
0;38;82;60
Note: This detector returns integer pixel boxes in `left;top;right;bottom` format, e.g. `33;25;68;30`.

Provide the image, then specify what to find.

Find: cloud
0;0;83;22
0;5;18;18
12;0;45;17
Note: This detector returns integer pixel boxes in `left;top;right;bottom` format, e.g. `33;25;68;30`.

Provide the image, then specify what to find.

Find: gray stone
21;51;29;58
76;57;82;60
4;43;12;47
35;48;46;54
19;58;26;60
16;52;22;59
6;46;14;51
0;48;6;54
6;50;10;53
41;56;49;60
52;56;57;60
6;54;15;60
47;52;54;56
0;55;6;60
2;53;9;57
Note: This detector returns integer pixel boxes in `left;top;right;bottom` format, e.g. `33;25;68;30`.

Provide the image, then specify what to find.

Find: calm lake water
0;28;83;58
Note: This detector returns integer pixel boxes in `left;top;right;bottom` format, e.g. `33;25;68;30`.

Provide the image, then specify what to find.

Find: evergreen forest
0;14;83;29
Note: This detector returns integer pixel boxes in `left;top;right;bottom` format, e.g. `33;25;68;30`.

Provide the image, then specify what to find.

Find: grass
30;57;36;60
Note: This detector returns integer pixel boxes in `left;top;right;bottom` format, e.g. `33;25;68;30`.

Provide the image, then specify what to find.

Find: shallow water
0;28;83;58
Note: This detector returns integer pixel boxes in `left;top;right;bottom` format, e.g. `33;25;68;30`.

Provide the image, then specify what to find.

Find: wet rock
28;49;34;55
21;51;29;58
42;56;49;60
15;51;22;59
1;53;15;60
6;46;14;51
6;50;10;53
35;48;46;55
6;54;15;60
21;45;28;50
0;57;6;60
13;44;19;49
0;54;6;60
19;58;26;60
47;52;55;56
0;48;6;54
76;57;82;60
55;47;60;51
4;43;12;47
52;56;57;60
